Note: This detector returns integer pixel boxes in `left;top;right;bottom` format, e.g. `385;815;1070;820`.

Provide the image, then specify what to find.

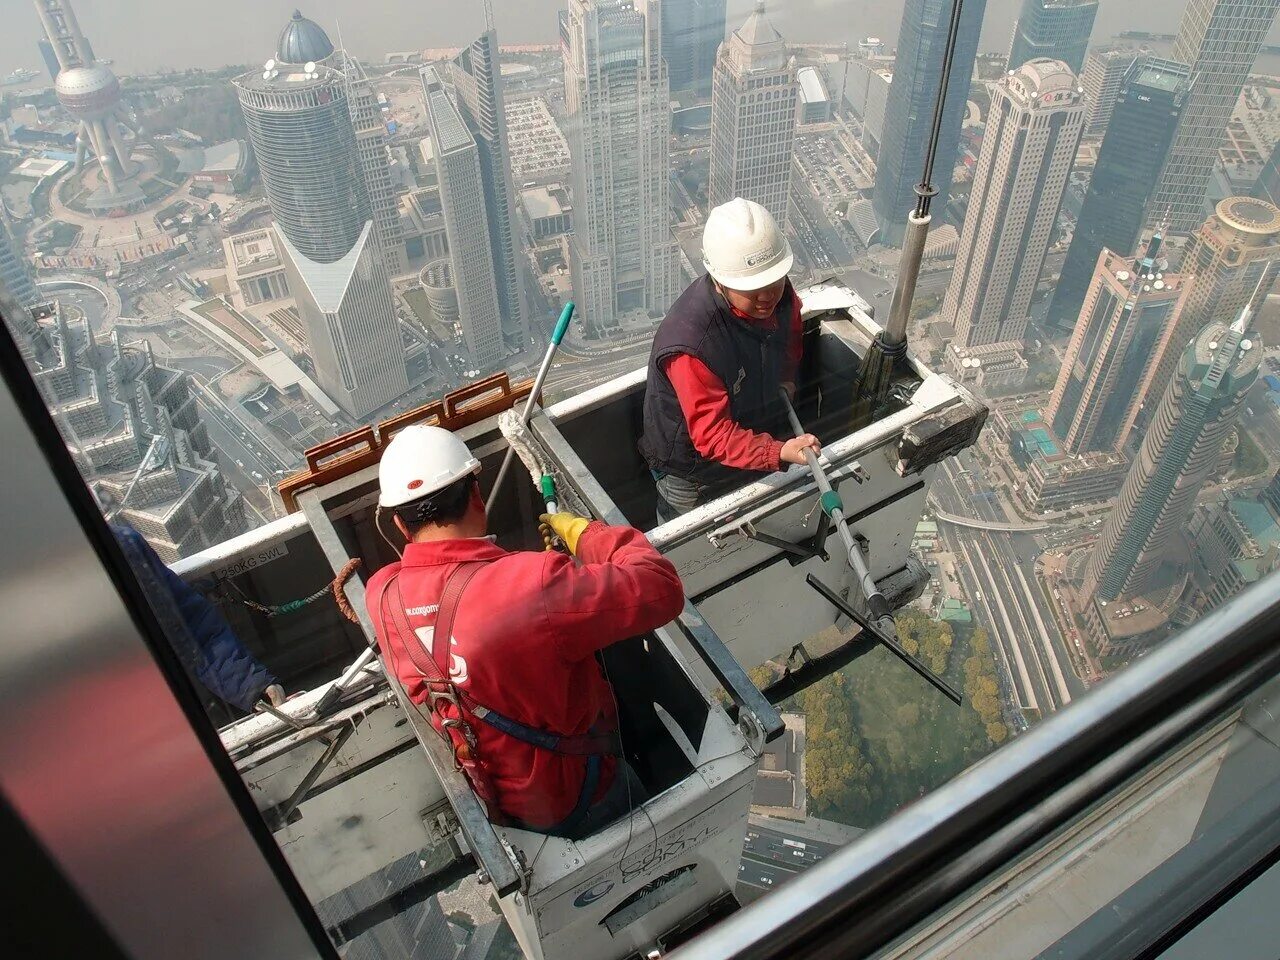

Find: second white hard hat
702;197;794;291
378;425;481;508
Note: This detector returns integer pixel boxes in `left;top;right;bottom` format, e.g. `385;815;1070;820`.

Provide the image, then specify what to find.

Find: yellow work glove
539;512;592;555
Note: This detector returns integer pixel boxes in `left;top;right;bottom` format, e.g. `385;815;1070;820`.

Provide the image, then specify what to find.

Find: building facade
662;0;727;98
1080;45;1138;135
0;208;39;309
1047;57;1191;331
708;2;798;230
1046;239;1185;455
421;67;504;370
1086;315;1261;601
1006;0;1099;75
234;14;407;418
449;29;527;345
1149;0;1280;234
563;0;681;336
342;55;408;277
21;302;243;561
872;0;988;246
1251;138;1280;207
942;59;1085;351
1138;197;1280;429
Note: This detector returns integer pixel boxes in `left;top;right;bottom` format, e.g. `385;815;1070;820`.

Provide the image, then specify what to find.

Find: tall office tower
1252;139;1280;207
449;28;527;346
37;37;59;81
9;302;243;561
1086;313;1260;601
708;2;798;229
563;0;681;337
663;0;727;98
0;208;39;310
421;67;504;370
1138;197;1280;426
1260;467;1280;519
1046;58;1191;332
235;13;408;418
341;54;408;277
1006;0;1098;74
1046;236;1185;455
872;0;988;246
943;60;1085;350
1149;0;1280;234
1080;45;1138;135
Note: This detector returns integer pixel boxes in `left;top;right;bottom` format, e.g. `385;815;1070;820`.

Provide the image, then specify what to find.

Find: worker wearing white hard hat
366;425;685;837
639;197;821;521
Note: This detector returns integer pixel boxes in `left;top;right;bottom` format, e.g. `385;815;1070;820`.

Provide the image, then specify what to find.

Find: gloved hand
539;512;592;555
264;683;287;706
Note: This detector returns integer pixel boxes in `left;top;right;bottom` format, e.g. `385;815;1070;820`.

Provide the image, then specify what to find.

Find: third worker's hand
781;434;821;466
539;512;592;555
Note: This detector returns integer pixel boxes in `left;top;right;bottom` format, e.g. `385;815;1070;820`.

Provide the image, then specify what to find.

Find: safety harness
376;560;620;833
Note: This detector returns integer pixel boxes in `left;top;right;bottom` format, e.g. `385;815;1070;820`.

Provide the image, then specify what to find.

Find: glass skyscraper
872;0;988;246
1006;0;1099;75
1046;57;1191;332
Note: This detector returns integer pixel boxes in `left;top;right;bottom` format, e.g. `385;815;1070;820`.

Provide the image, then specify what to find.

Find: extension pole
487;302;575;510
781;389;896;638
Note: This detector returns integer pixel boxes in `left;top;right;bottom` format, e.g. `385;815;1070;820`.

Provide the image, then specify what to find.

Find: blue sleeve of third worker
162;563;278;711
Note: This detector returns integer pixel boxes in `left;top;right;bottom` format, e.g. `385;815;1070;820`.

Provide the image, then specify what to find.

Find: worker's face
721;277;787;320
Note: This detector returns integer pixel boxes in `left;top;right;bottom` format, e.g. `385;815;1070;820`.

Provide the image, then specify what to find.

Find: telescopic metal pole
486;302;575;510
781;389;896;638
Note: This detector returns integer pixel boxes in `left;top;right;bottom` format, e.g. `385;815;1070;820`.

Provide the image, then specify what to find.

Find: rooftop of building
226;227;283;274
1132;58;1191;93
520;184;570;219
1006;57;1082;105
176;139;247;175
276;9;334;65
1228;498;1280;548
797;66;828;104
1215;196;1280;236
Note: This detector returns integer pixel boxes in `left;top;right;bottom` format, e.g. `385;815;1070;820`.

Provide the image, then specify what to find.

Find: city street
930;449;1082;719
736;824;837;897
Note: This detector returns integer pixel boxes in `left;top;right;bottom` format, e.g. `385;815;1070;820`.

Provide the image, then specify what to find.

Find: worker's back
366;523;683;829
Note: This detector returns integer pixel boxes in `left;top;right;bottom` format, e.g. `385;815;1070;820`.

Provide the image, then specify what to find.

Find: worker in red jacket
366;425;685;837
640;197;821;522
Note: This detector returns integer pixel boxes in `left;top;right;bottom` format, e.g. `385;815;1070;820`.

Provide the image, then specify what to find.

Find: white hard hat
378;425;480;509
702;198;794;291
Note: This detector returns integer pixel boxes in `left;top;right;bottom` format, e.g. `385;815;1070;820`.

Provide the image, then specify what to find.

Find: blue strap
473;706;621;756
554;754;601;835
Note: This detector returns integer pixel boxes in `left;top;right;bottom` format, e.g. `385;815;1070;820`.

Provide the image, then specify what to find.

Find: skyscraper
1149;0;1280;234
11;301;243;561
342;54;408;277
1086;313;1261;601
421;67;504;370
0;207;39;309
1251;139;1280;207
709;2;798;230
1137;197;1280;428
1080;45;1138;135
942;59;1084;351
663;0;727;98
235;13;408;418
449;28;527;346
872;0;988;246
563;0;681;336
1006;0;1098;75
1046;237;1185;455
1047;57;1191;332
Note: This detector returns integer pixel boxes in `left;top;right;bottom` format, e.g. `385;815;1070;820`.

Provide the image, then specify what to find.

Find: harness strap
471;706;621;755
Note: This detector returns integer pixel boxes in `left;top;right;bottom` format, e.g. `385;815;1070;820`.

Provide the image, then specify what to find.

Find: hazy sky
1;0;1258;78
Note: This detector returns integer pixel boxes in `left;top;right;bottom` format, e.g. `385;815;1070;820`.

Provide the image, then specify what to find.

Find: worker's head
702;198;793;320
378;425;484;542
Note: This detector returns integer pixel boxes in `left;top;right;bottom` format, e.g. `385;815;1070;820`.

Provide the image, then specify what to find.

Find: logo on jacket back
732;367;746;396
573;879;615;907
412;625;468;683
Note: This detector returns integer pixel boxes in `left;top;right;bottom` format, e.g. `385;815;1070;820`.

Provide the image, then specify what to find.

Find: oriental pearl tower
34;0;141;197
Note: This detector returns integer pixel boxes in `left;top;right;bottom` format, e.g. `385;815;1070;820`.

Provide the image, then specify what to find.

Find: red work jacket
365;523;684;828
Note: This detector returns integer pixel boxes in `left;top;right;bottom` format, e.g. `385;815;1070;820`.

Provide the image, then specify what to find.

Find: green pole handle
540;474;557;504
551;302;575;346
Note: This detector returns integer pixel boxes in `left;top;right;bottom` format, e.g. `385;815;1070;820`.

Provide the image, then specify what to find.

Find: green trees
797;613;1007;826
963;628;1008;744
